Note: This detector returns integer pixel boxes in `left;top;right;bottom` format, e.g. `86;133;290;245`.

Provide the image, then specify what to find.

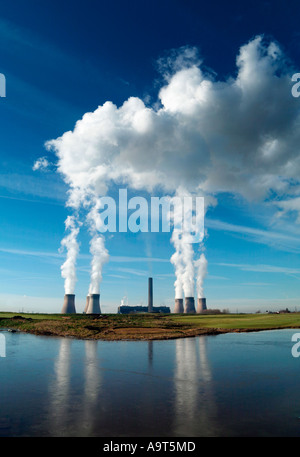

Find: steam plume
88;234;109;294
195;253;208;298
59;215;80;294
170;189;201;299
87;196;109;294
42;36;300;302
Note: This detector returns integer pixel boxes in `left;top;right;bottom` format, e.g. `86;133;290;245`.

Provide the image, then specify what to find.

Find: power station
117;277;170;314
61;277;206;314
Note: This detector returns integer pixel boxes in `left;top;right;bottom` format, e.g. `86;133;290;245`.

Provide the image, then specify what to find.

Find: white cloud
40;36;300;297
275;196;300;223
32;157;51;171
45;36;300;214
216;262;300;276
206;218;300;253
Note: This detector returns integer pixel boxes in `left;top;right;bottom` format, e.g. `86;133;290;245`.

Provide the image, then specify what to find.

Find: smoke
170;231;184;299
195;253;208;299
59;215;80;294
42;35;300;299
170;187;205;299
86;196;109;295
88;234;109;294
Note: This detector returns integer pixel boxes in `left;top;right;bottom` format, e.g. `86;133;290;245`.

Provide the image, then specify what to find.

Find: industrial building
117;277;170;314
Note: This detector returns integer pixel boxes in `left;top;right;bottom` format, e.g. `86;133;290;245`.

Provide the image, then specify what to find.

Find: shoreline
0;312;300;341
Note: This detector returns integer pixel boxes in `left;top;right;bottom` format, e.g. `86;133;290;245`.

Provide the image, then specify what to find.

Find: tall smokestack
61;294;76;314
197;298;207;314
148;277;153;313
174;298;184;313
84;295;90;313
87;293;101;314
184;297;195;314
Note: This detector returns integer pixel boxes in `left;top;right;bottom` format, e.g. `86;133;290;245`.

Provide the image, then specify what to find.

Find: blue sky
1;0;300;313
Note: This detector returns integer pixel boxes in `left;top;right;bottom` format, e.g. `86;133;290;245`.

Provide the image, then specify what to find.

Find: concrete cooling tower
184;297;196;314
197;298;207;313
61;294;76;314
174;298;184;313
84;295;90;313
86;294;101;314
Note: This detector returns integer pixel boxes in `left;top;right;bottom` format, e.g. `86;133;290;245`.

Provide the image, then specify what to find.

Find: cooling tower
184;297;196;314
87;293;101;314
84;295;90;313
197;298;207;313
61;294;76;314
148;277;153;312
174;298;184;313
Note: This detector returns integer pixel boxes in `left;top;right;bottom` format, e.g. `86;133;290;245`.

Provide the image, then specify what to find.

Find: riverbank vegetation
0;312;300;340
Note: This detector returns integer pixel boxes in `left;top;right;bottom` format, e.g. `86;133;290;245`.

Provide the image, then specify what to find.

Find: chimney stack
148;277;153;313
87;294;101;314
197;298;207;313
61;294;76;314
184;297;196;314
174;298;184;313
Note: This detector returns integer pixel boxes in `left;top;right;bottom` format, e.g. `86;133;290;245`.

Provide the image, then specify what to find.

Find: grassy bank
169;312;300;330
0;312;300;341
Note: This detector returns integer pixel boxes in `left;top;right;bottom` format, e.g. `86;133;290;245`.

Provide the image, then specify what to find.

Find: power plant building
118;305;170;314
118;277;170;314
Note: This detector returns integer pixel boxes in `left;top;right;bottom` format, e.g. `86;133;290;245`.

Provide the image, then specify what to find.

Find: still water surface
0;329;300;437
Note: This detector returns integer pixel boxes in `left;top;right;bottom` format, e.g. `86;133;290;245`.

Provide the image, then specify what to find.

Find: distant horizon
0;0;300;314
1;292;299;315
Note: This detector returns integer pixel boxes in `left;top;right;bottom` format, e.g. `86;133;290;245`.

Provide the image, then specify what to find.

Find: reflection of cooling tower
84;295;90;313
174;298;184;313
184;297;195;314
197;298;207;313
87;294;101;314
148;277;153;313
61;294;76;314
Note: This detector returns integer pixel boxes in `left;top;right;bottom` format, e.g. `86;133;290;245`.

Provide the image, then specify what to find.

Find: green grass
169;313;300;329
0;312;62;320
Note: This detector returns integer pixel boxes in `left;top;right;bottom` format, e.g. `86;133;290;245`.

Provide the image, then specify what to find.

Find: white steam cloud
59;215;80;294
87;196;109;294
195;253;208;299
44;35;300;301
170;188;205;299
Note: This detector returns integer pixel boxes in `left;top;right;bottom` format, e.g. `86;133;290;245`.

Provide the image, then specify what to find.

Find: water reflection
173;337;219;436
148;341;153;368
2;330;300;436
47;336;220;436
48;339;102;436
82;341;102;435
48;338;72;435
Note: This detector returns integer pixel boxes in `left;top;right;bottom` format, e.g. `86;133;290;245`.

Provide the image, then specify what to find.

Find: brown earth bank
0;313;300;341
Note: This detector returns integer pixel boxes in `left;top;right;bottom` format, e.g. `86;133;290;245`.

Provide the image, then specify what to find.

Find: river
0;329;300;436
